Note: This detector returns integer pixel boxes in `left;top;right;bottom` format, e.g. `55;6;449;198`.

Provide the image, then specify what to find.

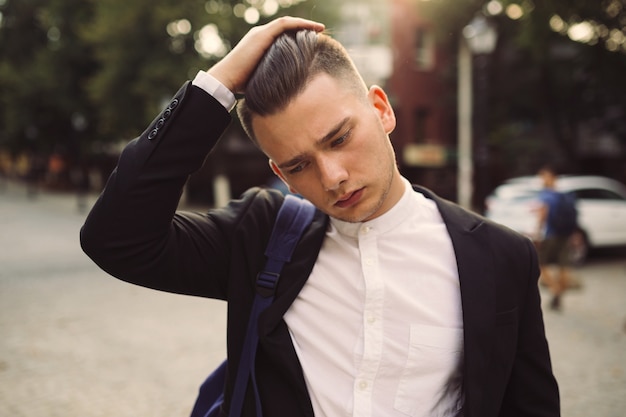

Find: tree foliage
419;0;626;175
82;0;204;140
0;0;97;156
0;0;339;158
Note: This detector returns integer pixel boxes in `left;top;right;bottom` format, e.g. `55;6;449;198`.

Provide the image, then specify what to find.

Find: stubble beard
338;156;397;224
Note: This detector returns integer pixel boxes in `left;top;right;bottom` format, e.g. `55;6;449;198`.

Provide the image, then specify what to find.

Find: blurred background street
1;182;625;417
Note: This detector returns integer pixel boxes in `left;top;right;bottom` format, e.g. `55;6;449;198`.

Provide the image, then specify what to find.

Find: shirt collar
330;177;425;238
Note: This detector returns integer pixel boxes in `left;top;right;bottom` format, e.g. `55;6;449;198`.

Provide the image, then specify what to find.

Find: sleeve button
148;129;158;140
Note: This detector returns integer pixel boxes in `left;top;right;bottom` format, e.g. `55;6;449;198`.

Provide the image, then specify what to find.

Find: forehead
251;74;366;153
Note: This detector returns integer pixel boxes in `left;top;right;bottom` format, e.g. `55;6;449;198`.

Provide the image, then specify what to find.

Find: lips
335;188;364;209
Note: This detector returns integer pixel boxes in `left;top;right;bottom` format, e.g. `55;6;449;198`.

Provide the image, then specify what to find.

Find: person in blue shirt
536;165;576;310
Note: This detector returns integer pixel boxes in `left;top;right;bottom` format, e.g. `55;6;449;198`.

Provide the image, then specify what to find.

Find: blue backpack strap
229;194;316;417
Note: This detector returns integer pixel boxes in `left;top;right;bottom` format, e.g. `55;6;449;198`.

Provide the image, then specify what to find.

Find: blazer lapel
418;187;496;417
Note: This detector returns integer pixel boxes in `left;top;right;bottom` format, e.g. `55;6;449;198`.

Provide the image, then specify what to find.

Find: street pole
457;14;498;211
457;36;473;211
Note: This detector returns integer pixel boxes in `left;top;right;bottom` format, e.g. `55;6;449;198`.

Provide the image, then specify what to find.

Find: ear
368;85;396;134
269;160;298;194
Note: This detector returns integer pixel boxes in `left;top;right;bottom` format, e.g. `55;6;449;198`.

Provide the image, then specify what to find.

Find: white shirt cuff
192;70;236;112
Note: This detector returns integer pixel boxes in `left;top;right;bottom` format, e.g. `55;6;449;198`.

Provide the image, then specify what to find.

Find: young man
81;17;559;417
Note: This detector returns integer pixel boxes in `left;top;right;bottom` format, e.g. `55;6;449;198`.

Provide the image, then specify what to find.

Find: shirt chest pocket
394;324;464;417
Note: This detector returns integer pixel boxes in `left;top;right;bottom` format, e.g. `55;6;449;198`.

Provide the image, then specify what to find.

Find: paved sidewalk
0;182;226;417
1;181;625;416
540;257;626;417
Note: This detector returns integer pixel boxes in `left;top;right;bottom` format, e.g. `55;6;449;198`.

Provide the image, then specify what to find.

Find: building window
414;108;429;143
415;27;435;70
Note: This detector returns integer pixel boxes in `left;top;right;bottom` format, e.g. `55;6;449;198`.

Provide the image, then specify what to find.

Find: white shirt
284;179;464;417
192;73;464;416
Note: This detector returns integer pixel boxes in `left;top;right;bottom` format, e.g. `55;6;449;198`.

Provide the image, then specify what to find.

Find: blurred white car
485;175;626;262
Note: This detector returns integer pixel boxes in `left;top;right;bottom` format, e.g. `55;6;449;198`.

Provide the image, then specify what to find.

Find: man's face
252;73;404;222
539;169;556;188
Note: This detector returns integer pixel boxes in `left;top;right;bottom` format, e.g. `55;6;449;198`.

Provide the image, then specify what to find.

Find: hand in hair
208;16;325;95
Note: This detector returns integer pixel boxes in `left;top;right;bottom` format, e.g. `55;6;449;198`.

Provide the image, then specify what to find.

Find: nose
318;155;348;191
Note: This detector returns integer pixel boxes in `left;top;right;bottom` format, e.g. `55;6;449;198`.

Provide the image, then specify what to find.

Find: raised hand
207;16;324;94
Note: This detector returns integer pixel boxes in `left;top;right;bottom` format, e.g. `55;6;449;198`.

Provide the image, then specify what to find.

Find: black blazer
81;82;559;417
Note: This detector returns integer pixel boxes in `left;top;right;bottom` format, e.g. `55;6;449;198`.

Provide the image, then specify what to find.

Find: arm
80;84;233;297
80;17;324;297
535;202;548;240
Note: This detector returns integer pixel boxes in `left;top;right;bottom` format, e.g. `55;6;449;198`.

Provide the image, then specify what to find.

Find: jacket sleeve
80;82;244;298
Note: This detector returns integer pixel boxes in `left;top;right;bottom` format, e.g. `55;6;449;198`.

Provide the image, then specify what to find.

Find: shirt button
359;380;368;390
365;258;374;266
367;315;376;324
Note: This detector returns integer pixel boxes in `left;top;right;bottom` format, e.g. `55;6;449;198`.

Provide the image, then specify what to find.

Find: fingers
208;16;325;94
261;16;325;35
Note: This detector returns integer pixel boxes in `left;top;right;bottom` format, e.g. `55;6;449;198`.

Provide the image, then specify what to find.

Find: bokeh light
244;7;260;24
505;4;524;20
167;19;192;37
195;23;227;58
568;22;595;43
486;0;503;16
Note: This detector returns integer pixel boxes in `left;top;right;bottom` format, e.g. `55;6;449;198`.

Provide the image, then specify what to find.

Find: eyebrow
277;117;350;169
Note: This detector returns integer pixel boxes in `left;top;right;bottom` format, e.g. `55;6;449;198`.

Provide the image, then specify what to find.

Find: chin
336;207;376;223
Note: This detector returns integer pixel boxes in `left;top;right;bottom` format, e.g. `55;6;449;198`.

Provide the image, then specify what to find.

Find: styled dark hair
236;30;366;144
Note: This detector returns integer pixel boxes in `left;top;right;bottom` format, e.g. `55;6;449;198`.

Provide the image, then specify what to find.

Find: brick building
386;0;457;200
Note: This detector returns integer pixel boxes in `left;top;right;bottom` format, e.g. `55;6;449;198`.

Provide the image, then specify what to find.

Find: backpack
549;191;578;237
189;194;316;417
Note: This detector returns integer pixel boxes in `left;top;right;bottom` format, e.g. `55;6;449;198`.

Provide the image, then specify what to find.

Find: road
1;181;625;417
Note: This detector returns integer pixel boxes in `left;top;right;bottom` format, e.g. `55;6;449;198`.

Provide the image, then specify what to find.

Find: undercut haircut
236;30;367;144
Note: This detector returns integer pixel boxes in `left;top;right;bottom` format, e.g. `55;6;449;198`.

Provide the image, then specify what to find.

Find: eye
331;130;351;147
288;162;307;175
